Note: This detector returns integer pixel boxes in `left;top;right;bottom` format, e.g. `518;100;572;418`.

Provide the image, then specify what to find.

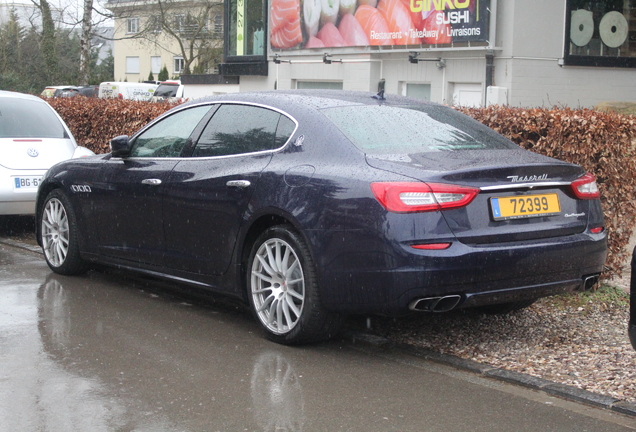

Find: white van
98;82;158;101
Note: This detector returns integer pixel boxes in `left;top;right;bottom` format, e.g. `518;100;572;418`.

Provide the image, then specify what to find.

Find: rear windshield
154;84;178;98
0;98;68;139
321;105;517;154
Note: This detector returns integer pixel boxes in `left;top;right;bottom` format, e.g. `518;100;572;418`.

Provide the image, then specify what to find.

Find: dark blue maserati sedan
35;90;607;344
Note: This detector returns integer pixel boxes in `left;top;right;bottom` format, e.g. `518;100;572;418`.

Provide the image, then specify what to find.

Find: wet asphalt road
0;217;635;431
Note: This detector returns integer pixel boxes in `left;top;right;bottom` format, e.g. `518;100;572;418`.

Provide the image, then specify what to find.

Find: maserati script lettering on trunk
507;174;549;182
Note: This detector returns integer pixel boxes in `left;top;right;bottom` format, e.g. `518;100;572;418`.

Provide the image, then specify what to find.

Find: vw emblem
27;148;39;157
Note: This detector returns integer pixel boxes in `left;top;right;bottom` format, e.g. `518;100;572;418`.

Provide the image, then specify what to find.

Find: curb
343;330;636;418
0;238;42;255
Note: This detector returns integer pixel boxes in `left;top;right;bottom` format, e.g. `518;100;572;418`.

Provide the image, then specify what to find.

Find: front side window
0;99;68;139
130;105;211;157
565;0;636;67
126;17;139;34
193;104;290;157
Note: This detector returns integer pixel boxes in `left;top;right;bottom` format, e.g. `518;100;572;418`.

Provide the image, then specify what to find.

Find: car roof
182;90;437;113
1;90;50;103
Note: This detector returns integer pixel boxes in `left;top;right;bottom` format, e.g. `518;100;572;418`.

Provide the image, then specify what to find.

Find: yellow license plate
490;193;561;220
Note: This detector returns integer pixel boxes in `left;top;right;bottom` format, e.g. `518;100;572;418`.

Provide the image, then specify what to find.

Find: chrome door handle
227;180;251;188
141;179;162;185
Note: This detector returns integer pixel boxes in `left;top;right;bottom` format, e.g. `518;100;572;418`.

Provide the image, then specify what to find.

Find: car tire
478;298;537;314
247;225;344;345
40;189;87;275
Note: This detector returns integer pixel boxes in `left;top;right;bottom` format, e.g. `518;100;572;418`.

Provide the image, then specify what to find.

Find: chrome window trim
117;100;299;161
480;181;572;191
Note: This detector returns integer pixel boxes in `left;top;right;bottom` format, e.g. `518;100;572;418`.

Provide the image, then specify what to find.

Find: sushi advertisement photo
269;0;490;50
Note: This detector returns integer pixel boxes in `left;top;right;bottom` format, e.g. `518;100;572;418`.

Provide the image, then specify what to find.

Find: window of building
151;56;162;74
296;81;343;90
403;83;432;101
174;56;185;74
565;0;636;67
148;15;162;33
174;14;185;31
126;17;139;34
126;56;140;74
227;0;266;57
213;14;223;37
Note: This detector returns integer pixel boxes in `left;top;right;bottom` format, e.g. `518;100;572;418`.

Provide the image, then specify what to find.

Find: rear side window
321;105;517;154
0;98;68;139
275;115;296;147
194;104;288;157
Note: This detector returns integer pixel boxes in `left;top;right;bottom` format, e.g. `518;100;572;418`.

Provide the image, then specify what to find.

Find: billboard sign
269;0;490;50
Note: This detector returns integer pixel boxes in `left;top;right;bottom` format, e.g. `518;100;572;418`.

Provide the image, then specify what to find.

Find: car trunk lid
367;149;590;244
0;138;75;170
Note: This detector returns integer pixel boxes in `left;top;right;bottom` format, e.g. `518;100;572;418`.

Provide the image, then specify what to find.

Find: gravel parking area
368;285;636;405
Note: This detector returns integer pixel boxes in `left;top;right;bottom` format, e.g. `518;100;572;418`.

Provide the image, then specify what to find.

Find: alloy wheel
250;238;306;334
41;198;69;267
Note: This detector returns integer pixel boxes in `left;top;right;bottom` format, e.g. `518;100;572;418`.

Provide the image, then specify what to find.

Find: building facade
106;0;224;82
218;0;636;107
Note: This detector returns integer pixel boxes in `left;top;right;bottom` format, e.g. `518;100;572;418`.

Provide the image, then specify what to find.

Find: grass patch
543;284;629;310
594;101;636;116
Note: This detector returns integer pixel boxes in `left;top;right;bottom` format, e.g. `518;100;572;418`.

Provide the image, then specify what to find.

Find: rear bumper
1;167;44;215
312;230;607;315
0;200;36;215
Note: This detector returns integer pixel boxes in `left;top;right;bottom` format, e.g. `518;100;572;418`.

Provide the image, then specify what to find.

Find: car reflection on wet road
0;243;634;431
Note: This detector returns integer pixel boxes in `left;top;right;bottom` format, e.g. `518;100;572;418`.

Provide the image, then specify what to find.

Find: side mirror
110;135;131;158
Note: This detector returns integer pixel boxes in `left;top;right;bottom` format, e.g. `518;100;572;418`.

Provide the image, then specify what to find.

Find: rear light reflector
571;173;600;199
411;243;452;250
590;227;604;234
371;182;479;213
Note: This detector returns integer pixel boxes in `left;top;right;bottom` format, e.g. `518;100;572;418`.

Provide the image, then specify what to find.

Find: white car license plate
13;176;43;192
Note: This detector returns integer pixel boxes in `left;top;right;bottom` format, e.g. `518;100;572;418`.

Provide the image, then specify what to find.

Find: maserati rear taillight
371;182;479;213
571;173;600;199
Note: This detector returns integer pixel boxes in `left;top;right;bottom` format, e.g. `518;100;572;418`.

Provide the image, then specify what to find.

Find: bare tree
30;0;58;83
77;0;94;85
57;0;114;85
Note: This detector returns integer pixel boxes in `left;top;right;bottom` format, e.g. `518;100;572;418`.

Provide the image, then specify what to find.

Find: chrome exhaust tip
581;274;600;291
409;295;461;313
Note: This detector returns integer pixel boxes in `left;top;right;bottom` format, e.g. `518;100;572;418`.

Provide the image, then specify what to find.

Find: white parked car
150;81;185;102
0;91;94;215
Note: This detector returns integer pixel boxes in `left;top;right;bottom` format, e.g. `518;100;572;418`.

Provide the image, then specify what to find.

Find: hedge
45;97;636;277
46;97;180;154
